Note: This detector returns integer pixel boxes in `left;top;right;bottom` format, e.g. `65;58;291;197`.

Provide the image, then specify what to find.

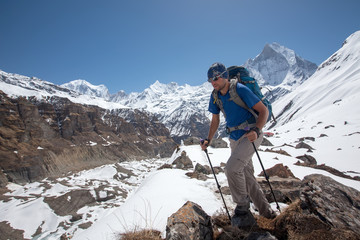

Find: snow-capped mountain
245;42;318;87
116;80;214;141
106;43;317;140
0;42;318;142
61;79;111;99
0;70;127;110
244;42;318;102
272;30;360;130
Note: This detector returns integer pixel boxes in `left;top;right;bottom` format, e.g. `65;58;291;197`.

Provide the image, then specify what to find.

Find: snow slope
270;30;360;173
73;141;360;240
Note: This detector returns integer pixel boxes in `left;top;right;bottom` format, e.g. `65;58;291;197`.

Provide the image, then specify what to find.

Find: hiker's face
211;77;227;91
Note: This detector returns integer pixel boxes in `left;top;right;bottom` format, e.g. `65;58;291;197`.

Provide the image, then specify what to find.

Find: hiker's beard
215;80;228;94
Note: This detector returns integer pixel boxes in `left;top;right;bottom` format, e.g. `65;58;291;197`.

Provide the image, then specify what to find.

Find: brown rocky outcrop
166;201;213;240
0;91;176;187
168;174;360;240
258;163;297;179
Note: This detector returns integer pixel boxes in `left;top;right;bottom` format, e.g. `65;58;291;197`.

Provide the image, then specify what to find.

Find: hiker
200;62;276;227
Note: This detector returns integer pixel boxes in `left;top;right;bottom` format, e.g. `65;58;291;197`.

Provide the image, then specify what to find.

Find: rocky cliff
166;174;360;240
0;91;176;187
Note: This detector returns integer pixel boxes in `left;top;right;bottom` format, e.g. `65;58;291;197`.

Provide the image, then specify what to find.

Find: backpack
212;66;274;133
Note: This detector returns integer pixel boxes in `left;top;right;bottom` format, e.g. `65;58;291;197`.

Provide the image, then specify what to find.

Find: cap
207;62;229;81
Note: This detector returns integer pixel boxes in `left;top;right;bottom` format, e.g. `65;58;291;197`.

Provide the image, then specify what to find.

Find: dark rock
264;148;291;157
295;154;317;165
185;171;208;181
214;166;224;174
295;141;315;150
183;136;200;146
166;201;213;240
168;175;360;240
298;137;315;142
158;164;173;170
0;222;25;240
258;163;297;179
258;176;301;204
215;186;231;195
195;163;211;175
300;174;360;233
172;151;193;170
261;137;273;146
268;174;360;239
44;189;96;216
210;138;228;148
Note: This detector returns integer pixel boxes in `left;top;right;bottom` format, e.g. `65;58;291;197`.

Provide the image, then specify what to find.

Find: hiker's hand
200;139;210;151
246;130;258;143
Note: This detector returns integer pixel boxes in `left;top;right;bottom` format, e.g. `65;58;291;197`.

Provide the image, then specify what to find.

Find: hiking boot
231;205;257;228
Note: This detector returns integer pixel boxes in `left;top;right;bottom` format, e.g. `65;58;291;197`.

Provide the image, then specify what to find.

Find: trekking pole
203;148;232;222
251;142;281;213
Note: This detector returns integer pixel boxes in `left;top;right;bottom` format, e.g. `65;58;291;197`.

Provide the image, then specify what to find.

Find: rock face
166;201;213;240
300;174;360;233
168;174;360;240
0;91;176;187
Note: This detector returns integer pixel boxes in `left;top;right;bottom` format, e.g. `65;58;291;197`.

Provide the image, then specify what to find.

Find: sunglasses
208;70;227;83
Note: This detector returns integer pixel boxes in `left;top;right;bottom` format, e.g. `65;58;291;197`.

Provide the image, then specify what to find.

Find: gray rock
210;138;228;148
300;174;360;233
296;154;317;165
172;151;194;170
166;201;213;240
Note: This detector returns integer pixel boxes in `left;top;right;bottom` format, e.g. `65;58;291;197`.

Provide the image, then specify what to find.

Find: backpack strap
211;79;259;134
212;89;226;118
226;121;256;134
228;78;259;120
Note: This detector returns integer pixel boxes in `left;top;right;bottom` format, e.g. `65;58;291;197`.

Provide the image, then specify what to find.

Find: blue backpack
212;66;274;128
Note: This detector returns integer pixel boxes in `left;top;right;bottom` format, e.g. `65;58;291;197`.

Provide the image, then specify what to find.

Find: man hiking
200;62;276;227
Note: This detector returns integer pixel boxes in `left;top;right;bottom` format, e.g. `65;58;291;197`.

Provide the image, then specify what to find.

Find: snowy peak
266;42;296;65
271;31;360;130
318;30;360;72
245;42;318;87
61;79;110;99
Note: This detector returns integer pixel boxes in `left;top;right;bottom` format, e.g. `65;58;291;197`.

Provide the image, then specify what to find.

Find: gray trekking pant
224;132;273;218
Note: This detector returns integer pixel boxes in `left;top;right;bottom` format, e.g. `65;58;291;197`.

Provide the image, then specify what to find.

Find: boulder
185;171;208;181
210;138;228;148
195;163;211;175
261;137;274;146
167;175;360;240
183;136;200;146
258;163;297;179
295;141;314;151
172;151;193;170
166;201;213;240
300;174;360;233
296;154;317;165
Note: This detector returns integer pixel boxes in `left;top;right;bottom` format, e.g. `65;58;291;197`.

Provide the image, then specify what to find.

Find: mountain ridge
0;41;332;142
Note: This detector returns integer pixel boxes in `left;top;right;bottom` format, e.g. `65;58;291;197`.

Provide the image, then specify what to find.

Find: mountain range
57;42;318;141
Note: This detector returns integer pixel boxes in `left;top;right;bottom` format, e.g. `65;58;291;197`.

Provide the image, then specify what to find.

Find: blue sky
1;0;359;94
